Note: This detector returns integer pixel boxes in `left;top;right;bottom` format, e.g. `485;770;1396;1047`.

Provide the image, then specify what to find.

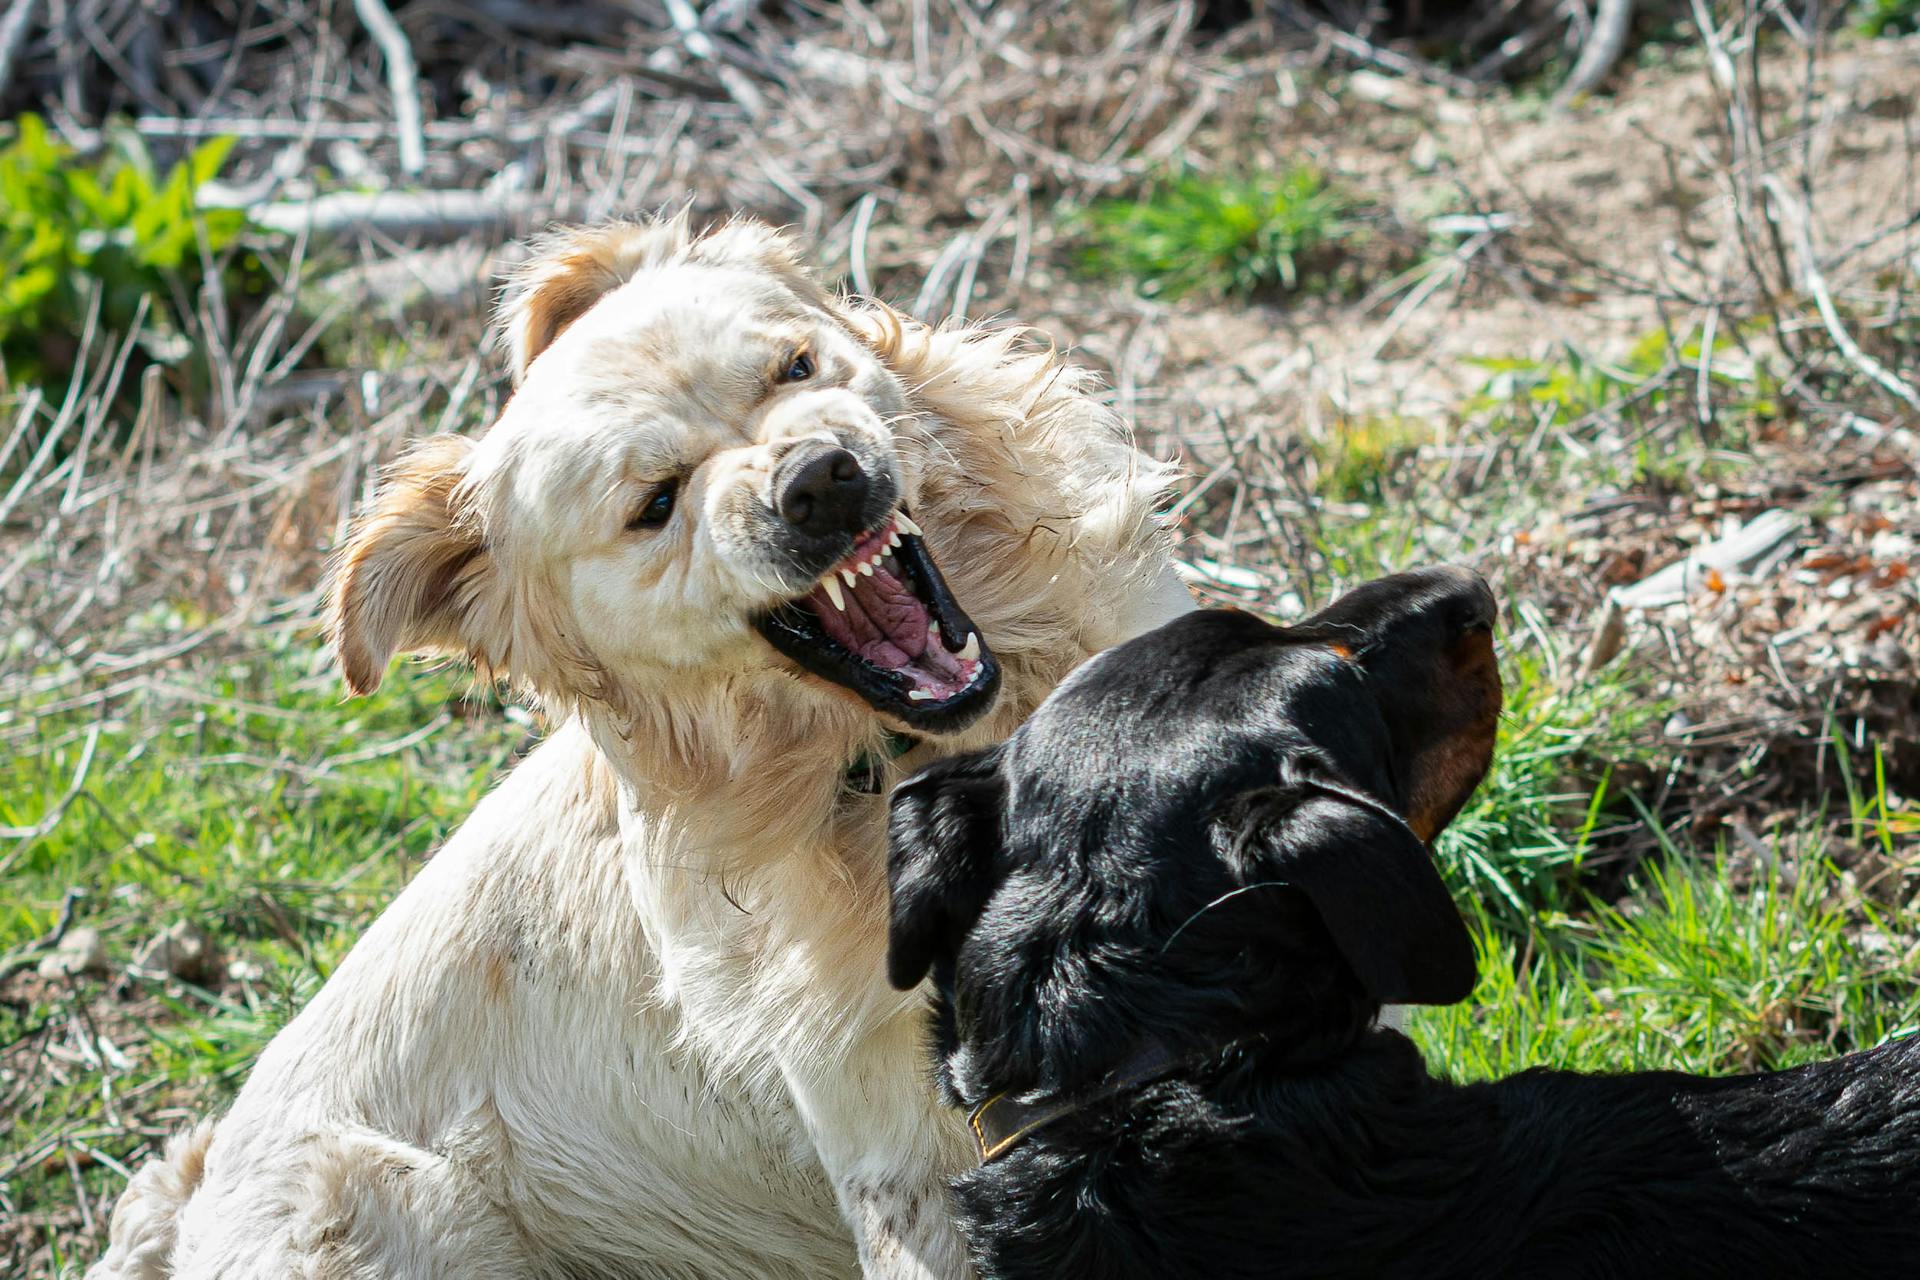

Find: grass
1414;844;1920;1081
0;640;524;1264
1464;323;1777;457
1435;638;1669;934
1071;166;1359;299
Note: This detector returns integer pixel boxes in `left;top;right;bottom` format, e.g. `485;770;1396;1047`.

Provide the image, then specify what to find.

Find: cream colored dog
91;213;1191;1279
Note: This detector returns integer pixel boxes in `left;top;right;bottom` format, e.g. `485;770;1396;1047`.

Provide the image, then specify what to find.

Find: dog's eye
779;351;814;384
629;481;677;531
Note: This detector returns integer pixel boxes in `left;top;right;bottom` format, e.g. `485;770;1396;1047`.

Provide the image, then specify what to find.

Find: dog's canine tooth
841;568;859;588
822;575;845;610
906;689;935;701
957;632;981;662
896;512;925;537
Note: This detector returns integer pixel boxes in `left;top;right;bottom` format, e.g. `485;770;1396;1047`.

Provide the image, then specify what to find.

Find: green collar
846;731;919;795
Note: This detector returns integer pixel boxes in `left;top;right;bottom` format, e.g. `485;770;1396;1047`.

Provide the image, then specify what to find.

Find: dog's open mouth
754;511;1001;732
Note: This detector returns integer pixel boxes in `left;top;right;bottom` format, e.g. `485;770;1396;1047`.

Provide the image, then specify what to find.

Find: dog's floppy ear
327;435;491;697
1249;791;1476;1006
886;748;1006;991
498;217;693;383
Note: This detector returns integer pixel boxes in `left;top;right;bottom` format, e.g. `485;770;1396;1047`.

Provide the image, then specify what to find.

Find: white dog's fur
90;213;1191;1279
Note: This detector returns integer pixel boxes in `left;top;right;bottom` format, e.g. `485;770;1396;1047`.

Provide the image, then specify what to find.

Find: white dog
91;213;1191;1279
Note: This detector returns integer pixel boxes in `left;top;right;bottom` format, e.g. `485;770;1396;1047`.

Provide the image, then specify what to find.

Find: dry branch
0;0;40;102
350;0;425;175
1555;0;1637;105
233;189;545;238
1762;174;1920;413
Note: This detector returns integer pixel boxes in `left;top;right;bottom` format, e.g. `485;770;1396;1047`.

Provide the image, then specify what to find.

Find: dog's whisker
1157;882;1290;955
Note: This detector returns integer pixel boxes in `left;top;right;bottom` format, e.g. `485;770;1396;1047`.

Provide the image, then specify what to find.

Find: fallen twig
1315;20;1481;96
224;188;544;237
0;721;103;843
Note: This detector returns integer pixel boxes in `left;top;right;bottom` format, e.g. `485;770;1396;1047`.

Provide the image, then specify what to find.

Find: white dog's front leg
786;1018;975;1280
832;1160;973;1280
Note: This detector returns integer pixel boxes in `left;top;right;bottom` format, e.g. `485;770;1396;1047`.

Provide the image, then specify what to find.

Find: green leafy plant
1072;166;1357;299
0;115;245;384
1854;0;1920;36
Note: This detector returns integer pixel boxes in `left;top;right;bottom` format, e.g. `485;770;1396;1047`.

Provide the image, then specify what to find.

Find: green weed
1855;0;1920;36
0;115;248;387
1310;417;1431;504
1071;167;1358;299
1466;325;1775;439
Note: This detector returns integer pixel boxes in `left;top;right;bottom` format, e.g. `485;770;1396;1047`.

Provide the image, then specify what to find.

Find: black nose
776;442;870;537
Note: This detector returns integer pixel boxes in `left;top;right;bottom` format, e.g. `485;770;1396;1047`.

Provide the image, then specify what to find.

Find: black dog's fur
887;568;1920;1280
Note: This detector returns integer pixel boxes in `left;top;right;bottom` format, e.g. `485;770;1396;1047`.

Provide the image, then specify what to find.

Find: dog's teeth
888;532;902;549
880;544;894;559
896;512;924;537
906;689;935;701
821;575;845;610
957;632;980;661
841;568;858;588
858;559;875;577
928;623;941;641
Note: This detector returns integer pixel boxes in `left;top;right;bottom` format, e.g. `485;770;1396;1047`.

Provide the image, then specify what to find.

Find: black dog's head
885;567;1501;1105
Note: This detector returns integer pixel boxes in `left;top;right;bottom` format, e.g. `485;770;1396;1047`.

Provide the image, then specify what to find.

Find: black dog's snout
1453;574;1497;634
1412;565;1497;636
776;442;870;537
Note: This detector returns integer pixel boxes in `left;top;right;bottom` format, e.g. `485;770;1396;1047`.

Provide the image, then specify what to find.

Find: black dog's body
961;1029;1920;1279
886;570;1920;1280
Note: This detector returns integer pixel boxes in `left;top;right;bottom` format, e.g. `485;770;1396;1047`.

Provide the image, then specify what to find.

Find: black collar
967;1035;1264;1163
845;731;919;795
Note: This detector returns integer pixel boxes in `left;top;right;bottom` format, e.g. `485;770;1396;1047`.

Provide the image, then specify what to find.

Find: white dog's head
328;215;1007;738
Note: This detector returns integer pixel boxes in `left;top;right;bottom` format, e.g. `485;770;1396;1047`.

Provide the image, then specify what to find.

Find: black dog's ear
886;748;1005;991
1251;794;1476;1006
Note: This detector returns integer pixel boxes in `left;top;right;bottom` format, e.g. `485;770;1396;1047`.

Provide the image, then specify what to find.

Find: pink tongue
811;561;932;669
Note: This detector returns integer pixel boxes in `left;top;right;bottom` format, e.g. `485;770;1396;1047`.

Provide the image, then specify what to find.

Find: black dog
886;567;1920;1280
